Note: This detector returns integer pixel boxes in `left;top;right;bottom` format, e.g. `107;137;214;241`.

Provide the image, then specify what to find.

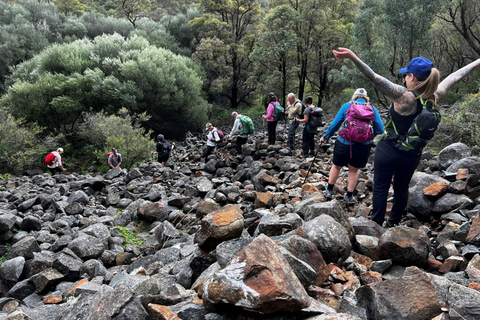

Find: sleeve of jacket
323;103;350;140
230;118;242;136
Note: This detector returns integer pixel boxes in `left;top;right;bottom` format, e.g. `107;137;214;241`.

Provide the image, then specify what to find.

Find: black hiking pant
267;121;278;145
371;140;421;226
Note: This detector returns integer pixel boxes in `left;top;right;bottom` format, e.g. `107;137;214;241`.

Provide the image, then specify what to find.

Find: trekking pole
303;140;325;185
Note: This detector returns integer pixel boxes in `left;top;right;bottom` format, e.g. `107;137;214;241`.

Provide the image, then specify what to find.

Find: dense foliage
0;0;479;174
1;33;210;137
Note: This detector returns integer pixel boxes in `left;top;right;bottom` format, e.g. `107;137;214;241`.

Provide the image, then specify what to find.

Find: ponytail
412;68;440;110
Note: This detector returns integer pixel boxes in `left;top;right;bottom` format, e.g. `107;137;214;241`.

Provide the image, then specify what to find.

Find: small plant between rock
112;226;144;248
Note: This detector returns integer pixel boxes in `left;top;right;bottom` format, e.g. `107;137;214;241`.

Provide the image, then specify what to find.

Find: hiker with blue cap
333;47;480;227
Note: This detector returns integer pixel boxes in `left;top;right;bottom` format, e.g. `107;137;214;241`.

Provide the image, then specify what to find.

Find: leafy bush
0;107;63;174
3;33;210;138
78;108;154;170
429;91;480;152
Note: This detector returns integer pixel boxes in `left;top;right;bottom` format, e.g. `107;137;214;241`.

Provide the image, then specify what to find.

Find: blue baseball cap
399;57;434;77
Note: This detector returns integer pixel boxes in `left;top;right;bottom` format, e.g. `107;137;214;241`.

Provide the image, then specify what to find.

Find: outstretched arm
435;58;480;102
333;48;408;101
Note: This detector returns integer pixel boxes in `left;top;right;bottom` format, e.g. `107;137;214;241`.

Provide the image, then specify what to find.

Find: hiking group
44;47;480;228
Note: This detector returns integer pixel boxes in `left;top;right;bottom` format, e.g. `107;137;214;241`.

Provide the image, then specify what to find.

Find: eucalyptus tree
249;5;297;107
349;0;442;107
191;0;261;109
437;0;480;56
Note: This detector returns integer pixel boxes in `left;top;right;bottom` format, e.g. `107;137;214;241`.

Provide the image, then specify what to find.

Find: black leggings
267;121;278;145
371;140;421;225
205;146;215;163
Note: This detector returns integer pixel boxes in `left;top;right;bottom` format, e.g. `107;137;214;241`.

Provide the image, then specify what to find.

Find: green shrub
78;108;153;170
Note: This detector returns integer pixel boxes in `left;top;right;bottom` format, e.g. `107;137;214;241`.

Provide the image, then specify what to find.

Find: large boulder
437;142;471;170
446;156;480;174
356;272;442;320
301;214;351;264
378;227;430;267
202;234;310;313
407;172;449;219
194;204;244;250
303;200;354;240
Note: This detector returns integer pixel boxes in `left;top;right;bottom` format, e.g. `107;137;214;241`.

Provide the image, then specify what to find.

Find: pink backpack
339;102;375;143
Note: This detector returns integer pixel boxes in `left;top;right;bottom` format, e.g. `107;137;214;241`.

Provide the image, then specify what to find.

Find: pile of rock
0;129;480;320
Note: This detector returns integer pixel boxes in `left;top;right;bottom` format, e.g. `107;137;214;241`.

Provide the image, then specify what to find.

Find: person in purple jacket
263;92;279;145
319;88;384;202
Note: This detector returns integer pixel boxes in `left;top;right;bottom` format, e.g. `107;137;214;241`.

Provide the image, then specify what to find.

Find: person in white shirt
47;148;67;175
228;112;248;154
205;123;220;163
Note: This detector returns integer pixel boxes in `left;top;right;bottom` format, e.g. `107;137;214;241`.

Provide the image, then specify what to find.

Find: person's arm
213;130;220;142
57;155;67;172
323;103;349;141
108;155;114;168
291;101;302;118
116;155;122;168
333;48;417;115
435;58;480;102
264;104;275;119
230;118;241;136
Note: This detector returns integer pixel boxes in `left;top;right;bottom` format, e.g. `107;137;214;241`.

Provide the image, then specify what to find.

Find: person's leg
346;165;359;192
388;155;421;225
272;121;278;144
309;132;315;154
205;146;214;163
287;121;298;149
371;141;397;225
267;121;275;144
236;137;247;154
328;165;343;186
302;127;310;156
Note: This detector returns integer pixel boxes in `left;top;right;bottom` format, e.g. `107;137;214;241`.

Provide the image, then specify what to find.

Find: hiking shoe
309;151;315;156
324;188;333;197
344;193;354;203
382;220;399;228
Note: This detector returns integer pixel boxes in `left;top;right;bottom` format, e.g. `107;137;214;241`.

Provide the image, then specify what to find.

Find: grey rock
0;256;25;281
448;282;480;319
80;259;108;280
215;238;253;268
64;202;84;215
126;169;142;182
437;142;471;170
447;156;480;174
170;300;206;320
105;167;123;179
433;193;474;213
67;234;106;260
67;190;89;205
6;279;35;300
113;297;149;320
0;213;17;233
53;251;83;281
31;268;64;293
254;212;303;237
303;200;355;240
302;214;351;264
82;223;111;240
8;236;40;260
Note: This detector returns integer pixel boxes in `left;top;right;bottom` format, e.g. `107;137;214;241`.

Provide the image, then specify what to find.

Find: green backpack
273;102;285;121
239;115;254;134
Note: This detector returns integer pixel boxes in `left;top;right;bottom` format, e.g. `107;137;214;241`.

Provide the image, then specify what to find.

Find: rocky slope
0;126;480;320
